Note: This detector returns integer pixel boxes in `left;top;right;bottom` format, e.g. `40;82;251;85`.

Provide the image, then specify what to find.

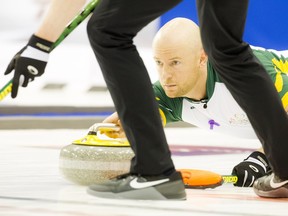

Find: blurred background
1;0;287;129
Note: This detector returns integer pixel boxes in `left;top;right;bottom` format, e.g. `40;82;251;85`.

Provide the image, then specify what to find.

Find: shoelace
115;173;135;180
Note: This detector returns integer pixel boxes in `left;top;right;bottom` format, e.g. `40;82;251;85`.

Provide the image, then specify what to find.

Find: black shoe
87;171;186;200
253;172;288;198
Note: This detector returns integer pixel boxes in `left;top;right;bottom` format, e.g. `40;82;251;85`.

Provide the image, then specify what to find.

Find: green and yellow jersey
153;46;288;139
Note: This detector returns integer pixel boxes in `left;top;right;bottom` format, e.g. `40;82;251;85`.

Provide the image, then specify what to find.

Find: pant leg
196;0;288;178
87;0;182;175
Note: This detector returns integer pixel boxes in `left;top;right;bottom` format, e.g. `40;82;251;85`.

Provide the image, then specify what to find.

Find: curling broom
178;169;238;189
0;0;100;101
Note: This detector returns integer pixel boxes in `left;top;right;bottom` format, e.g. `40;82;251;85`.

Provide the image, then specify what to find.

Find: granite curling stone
59;123;134;185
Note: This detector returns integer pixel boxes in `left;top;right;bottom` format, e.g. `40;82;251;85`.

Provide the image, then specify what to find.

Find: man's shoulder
206;61;223;99
152;81;184;123
251;45;288;59
153;81;166;98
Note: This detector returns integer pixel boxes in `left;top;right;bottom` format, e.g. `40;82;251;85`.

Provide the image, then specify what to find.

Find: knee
204;41;251;65
87;18;133;50
86;18;106;47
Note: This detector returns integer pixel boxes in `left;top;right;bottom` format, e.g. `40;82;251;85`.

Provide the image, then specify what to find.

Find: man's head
152;18;207;99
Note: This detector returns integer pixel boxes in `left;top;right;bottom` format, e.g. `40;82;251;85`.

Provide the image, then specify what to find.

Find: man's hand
232;151;271;187
4;35;53;98
101;112;126;138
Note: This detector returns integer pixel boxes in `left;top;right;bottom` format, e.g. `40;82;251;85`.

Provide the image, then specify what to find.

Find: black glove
232;151;271;187
4;35;53;98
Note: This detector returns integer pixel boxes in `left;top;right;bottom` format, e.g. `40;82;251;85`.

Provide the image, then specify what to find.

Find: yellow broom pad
178;169;225;189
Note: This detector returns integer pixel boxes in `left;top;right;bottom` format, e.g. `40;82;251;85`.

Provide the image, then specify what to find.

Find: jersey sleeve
253;48;288;109
152;81;183;125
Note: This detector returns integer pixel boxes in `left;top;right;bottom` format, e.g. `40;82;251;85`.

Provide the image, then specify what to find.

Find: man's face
153;43;202;98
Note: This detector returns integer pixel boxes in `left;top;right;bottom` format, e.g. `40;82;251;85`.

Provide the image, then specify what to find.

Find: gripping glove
232;151;271;187
4;35;53;98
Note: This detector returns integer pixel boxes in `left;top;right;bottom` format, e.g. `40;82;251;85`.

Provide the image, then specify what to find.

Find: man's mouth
163;84;176;87
164;84;176;89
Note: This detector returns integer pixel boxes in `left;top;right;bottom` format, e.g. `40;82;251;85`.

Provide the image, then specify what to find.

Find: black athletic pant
87;0;182;175
197;0;288;178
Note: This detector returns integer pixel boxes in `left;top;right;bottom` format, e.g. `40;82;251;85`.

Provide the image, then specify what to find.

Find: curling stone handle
88;123;120;134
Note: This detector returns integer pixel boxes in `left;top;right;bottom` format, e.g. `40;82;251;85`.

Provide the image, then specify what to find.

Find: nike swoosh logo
270;174;288;188
130;177;169;189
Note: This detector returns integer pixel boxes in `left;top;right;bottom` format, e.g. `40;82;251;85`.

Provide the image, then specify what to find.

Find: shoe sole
87;180;186;200
254;186;288;198
87;186;186;200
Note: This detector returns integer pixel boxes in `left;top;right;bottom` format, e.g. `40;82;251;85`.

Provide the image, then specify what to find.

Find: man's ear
199;49;208;66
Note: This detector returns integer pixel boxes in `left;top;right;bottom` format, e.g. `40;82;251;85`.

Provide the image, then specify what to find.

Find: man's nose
162;66;173;80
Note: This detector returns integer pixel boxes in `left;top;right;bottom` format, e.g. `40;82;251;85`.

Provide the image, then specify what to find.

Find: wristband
27;35;53;53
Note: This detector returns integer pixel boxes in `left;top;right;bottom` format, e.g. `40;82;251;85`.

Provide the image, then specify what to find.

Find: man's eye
172;61;180;65
155;61;162;66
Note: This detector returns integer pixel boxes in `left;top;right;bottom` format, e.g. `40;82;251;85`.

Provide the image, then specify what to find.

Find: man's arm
36;0;87;42
101;112;126;138
4;0;86;98
101;108;167;139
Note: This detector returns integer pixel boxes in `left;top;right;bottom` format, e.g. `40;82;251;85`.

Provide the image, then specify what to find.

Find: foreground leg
196;0;288;197
86;0;186;200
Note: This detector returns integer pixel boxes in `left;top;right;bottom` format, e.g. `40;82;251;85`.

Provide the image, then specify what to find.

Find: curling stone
59;123;134;185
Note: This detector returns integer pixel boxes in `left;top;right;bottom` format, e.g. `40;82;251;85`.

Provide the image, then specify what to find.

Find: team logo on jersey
229;113;249;125
272;58;288;92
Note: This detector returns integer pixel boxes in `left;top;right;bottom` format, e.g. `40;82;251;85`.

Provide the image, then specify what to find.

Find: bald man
98;17;288;187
